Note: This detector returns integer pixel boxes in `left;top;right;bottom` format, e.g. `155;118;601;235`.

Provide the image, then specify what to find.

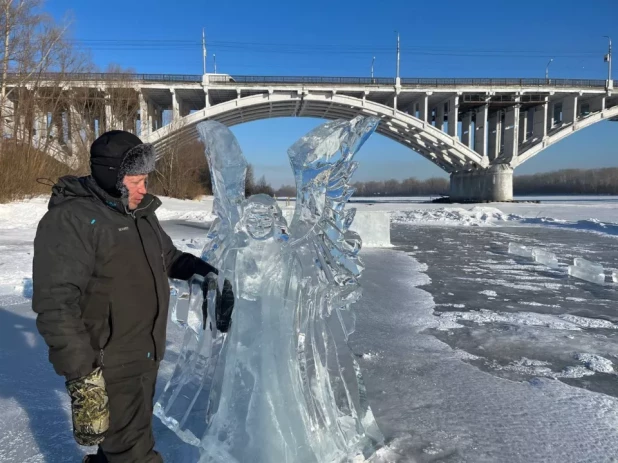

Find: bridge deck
0;72;609;89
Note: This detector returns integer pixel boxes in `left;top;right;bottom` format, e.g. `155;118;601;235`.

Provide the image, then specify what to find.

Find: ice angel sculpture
154;115;384;462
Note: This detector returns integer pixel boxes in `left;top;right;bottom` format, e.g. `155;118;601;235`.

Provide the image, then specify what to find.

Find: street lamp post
371;56;375;80
213;54;217;74
395;31;400;85
202;28;207;74
604;36;612;88
545;58;553;80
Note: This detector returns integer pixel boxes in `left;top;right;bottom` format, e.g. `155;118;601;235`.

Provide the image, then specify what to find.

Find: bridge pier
450;164;513;202
474;104;488;157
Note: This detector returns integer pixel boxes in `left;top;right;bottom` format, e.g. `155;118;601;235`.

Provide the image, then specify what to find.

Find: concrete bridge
4;73;616;201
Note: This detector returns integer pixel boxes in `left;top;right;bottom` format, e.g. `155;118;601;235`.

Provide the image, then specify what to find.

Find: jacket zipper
125;198;155;219
99;302;114;367
134;211;161;362
152;222;168;274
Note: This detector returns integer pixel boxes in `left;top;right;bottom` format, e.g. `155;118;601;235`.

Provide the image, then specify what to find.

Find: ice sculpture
154;116;384;462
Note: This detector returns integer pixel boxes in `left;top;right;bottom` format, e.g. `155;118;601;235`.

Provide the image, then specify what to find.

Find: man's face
123;174;148;210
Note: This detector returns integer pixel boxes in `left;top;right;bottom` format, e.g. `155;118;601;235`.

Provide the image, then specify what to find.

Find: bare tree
148;118;211;199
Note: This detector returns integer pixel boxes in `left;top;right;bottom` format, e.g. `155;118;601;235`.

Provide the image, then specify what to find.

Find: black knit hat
90;130;156;198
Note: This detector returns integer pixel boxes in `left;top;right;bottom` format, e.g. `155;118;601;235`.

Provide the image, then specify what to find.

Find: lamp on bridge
604;35;612;89
545;58;553;81
394;30;400;86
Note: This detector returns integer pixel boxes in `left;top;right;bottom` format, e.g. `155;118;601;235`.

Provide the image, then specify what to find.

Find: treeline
351;177;449;196
275;178;449;197
514;168;618;195
147;139;275;199
0;0;279;203
0;0;148;202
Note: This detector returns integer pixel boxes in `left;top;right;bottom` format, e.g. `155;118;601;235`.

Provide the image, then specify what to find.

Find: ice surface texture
154;116;384;463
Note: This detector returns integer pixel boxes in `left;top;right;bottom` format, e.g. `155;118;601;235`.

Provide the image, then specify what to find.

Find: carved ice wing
287;115;380;287
196;121;248;233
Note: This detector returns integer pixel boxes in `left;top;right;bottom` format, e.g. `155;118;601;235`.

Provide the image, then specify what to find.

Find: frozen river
350;223;618;462
160;219;618;462
0;196;616;462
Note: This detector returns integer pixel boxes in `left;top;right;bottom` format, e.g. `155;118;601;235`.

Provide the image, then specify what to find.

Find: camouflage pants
90;361;162;463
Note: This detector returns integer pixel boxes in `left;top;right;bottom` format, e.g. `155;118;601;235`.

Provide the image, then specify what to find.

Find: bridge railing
400;77;607;87
0;72;608;88
211;75;607;88
207;75;395;85
0;72;204;83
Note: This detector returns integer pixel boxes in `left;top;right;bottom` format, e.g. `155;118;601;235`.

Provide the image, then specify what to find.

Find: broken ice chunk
532;249;559;268
568;264;605;285
613;270;618;283
508;242;533;258
574;353;614;374
574;257;604;273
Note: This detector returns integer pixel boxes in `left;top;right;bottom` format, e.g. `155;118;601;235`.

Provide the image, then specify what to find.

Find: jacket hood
48;176;93;209
49;175;160;217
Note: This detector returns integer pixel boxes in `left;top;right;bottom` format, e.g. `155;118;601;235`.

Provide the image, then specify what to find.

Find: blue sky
46;0;617;186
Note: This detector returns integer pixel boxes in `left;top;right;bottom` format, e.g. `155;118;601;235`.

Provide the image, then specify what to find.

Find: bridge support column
547;101;556;130
171;89;180;120
590;96;606;113
146;100;156;132
474;104;488;157
435;102;445;131
33;108;46;145
138;92;149;138
419;94;428;122
533;101;548;141
461;112;472;147
104;95;122;132
179;99;190;117
450;164;513;202
487;111;501;161
448;96;459;137
503;105;520;163
562;95;578;125
519;108;528;144
68;104;81;154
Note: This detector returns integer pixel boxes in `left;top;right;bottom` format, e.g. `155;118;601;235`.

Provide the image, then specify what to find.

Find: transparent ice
573;257;604;274
532;249;559;268
568;265;605;285
154;116;384;462
569;257;606;285
508;242;534;259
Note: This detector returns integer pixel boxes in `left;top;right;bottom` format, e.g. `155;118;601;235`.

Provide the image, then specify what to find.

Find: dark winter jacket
32;176;216;380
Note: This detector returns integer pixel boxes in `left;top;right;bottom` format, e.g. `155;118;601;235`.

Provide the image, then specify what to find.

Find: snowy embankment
1;196;617;299
0;196;215;298
392;205;618;237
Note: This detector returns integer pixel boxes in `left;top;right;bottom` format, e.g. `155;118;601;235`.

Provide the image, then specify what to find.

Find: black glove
202;278;235;333
169;254;218;280
216;279;235;333
65;367;109;446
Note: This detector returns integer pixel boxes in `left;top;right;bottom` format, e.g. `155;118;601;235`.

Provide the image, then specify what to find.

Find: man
32;130;231;462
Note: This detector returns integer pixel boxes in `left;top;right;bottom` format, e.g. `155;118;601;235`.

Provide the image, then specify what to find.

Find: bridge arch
515;105;618;166
143;92;489;173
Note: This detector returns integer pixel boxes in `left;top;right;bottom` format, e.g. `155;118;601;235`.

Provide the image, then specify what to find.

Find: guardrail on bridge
0;72;608;89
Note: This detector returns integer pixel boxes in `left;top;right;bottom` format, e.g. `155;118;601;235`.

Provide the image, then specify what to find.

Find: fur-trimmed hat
90;130;156;198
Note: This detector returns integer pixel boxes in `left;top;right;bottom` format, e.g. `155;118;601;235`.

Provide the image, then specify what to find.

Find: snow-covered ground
0;195;617;462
